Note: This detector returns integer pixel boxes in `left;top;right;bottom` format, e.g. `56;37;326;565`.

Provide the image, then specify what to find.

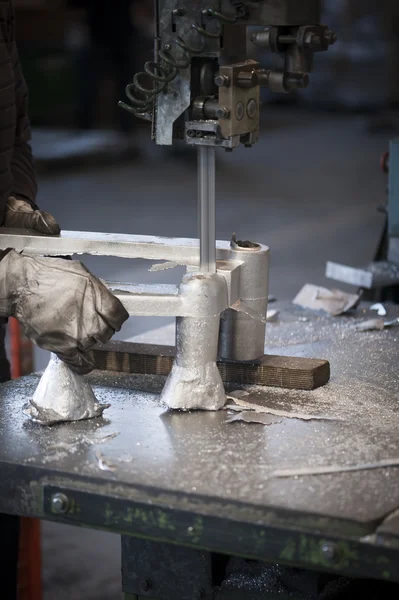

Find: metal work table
1;303;399;585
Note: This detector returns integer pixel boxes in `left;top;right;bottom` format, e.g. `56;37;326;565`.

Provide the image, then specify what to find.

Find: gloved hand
0;250;129;374
2;197;61;235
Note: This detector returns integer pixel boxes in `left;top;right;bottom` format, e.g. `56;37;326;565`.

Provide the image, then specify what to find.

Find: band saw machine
1;0;336;416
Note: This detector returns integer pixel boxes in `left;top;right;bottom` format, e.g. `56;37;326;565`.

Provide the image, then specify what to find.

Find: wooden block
92;341;330;391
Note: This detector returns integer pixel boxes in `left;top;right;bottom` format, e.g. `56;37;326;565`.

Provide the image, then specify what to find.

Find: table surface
1;303;399;567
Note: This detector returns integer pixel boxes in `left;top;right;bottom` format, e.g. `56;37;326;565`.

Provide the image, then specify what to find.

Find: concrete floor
28;107;389;598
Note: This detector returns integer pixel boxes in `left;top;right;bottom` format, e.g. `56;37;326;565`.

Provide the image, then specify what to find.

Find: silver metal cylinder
160;273;226;411
218;240;269;362
198;146;216;273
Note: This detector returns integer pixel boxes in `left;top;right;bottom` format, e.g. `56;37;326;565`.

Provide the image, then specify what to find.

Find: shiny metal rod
198;146;216;273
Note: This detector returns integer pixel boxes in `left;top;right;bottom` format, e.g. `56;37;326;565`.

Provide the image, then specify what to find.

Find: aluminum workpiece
0;228;269;409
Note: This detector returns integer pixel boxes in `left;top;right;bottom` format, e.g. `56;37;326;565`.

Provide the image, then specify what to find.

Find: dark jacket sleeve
9;1;38;208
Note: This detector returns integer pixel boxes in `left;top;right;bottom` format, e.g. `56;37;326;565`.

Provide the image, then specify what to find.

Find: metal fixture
0;228;269;410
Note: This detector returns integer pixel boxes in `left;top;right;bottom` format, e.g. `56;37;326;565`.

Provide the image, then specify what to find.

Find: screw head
246;98;257;119
187;130;195;137
163;43;172;51
214;74;230;87
141;578;152;592
216;106;230;119
51;493;69;515
235;101;244;121
195;130;203;138
320;542;338;563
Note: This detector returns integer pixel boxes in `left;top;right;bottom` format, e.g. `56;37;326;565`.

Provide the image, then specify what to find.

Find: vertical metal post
198;146;216;273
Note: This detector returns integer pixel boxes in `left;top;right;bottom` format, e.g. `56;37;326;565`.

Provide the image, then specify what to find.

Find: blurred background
8;0;399;598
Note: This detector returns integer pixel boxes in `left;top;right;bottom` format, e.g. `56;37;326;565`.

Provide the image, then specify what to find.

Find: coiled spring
118;8;237;118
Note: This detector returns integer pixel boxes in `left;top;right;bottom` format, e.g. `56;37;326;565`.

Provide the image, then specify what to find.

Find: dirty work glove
0;250;128;374
2;197;61;235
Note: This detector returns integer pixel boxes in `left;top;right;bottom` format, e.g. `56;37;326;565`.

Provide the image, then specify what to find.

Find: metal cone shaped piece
24;354;110;425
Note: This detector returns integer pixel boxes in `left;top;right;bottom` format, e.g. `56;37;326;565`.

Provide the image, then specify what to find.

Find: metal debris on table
272;458;399;479
266;308;279;322
352;316;399;332
385;317;399;328
149;261;180;272
95;450;117;472
353;318;386;332
227;412;282;426
225;393;341;422
370;303;387;317
293;284;360;316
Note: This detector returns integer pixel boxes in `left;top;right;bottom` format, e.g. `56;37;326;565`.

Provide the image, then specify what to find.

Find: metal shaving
385;317;399;328
47;442;77;452
224;404;253;412
231;300;267;324
226;395;341;422
227;412;282;426
95;450;116;472
370;303;387;317
272;458;399;478
80;431;120;446
95;431;120;444
149;261;180;272
229;389;250;398
352;318;385;332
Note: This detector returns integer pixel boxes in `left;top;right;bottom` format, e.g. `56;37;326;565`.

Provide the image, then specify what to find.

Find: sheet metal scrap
352;317;399;332
353;319;385;332
227;412;282;426
272;458;399;478
293;284;360;316
225;392;340;422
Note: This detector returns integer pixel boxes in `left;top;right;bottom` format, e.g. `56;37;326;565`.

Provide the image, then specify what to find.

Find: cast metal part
25;353;110;425
0;229;269;363
160;274;226;411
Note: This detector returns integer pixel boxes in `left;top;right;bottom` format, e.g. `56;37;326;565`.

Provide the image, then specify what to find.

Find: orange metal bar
9;317;42;600
18;519;42;600
9;317;22;379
